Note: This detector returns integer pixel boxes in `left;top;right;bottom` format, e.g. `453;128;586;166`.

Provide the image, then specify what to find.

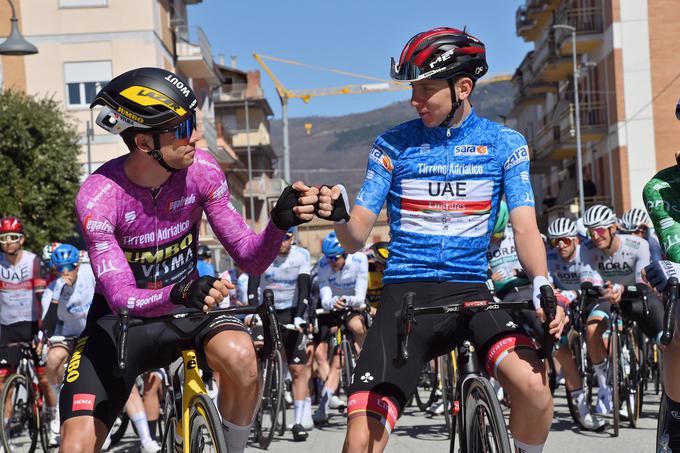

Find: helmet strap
439;79;463;128
149;133;180;173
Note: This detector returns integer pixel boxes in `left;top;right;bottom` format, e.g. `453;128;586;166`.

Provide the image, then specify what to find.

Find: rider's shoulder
292;245;311;261
376;119;424;151
645;165;680;193
190;149;223;175
495;125;528;150
77;159;125;208
349;252;367;265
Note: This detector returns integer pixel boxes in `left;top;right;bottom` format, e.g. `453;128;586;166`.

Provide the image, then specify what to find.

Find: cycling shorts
585;293;663;342
349;281;536;413
59;294;246;429
499;285;545;341
313;310;368;344
0;321;43;376
276;308;310;366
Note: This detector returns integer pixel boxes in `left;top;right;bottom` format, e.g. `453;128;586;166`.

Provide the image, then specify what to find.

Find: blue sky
189;0;532;119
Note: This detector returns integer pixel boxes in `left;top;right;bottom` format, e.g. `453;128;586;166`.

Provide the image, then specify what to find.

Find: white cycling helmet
620;208;651;233
547;218;578;239
582;205;617;228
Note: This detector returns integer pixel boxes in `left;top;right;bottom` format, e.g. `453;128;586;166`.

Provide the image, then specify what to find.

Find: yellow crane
252;53;511;181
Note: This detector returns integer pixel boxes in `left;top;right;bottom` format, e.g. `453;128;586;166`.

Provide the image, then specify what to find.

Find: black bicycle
116;295;281;453
396;287;556;453
657;276;679;452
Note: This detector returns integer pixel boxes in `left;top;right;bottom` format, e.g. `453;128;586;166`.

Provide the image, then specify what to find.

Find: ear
455;77;474;102
134;133;155;153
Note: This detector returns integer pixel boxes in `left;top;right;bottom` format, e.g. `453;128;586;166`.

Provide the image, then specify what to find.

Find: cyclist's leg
201;315;258;453
344;282;463;453
142;371;162;441
0;322;23;418
346;312;368;351
314;317;343;423
659;294;680;449
473;310;552;450
585;300;612;408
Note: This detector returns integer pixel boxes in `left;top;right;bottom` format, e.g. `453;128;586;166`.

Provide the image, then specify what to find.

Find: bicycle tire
108;412;130;446
413;361;439;412
566;333;594;430
254;349;284;449
463;377;512;453
439;355;455;440
189;393;228;452
622;330;641;428
610;327;620;437
340;339;355;397
1;373;38;453
658;394;670;452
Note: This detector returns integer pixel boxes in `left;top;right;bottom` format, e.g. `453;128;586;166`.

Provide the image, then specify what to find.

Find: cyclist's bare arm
316;184;377;252
510;206;549;280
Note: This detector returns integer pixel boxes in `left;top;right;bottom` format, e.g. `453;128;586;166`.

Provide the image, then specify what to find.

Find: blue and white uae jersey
355;109;535;284
318;252;368;310
260;245;311;310
579;236;651;287
41;263;95;337
547;244;584;291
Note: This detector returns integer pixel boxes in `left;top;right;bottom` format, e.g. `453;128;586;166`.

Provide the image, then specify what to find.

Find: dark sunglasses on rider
0;233;22;245
327;254;344;262
161;113;196;140
551;237;574;248
56;264;77;273
587;226;610;238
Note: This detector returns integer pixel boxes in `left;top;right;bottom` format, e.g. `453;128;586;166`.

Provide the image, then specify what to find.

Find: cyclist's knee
60;418;104;453
348;315;365;334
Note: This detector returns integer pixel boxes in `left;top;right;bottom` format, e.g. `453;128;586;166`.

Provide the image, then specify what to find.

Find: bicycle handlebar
314;303;367;316
661;277;679;346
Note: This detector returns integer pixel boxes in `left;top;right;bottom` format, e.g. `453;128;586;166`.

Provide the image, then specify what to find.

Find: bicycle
395;287;556;453
657;276;679;453
116;294;281;453
0;341;53;453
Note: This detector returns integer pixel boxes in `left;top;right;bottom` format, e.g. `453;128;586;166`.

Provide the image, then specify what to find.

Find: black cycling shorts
499;285;545;341
0;321;42;375
59;294;247;429
585;292;663;341
276;308;310;366
313;311;342;344
349;281;535;412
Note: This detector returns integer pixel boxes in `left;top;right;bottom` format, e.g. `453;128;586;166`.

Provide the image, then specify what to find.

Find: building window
64;61;112;109
59;0;107;8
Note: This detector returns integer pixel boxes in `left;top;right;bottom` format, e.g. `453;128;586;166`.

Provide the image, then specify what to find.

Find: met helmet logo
119;86;187;116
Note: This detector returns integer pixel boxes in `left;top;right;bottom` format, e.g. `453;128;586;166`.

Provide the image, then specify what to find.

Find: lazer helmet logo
119;86;187;116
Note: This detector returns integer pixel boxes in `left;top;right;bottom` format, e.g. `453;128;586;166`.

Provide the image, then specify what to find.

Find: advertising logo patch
454;145;488;156
72;393;95;412
503;146;530;170
369;147;394;173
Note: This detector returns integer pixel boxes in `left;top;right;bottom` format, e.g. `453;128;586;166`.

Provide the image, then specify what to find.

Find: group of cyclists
1;25;680;453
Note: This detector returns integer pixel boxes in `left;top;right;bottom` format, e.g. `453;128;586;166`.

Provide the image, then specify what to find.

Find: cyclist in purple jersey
59;67;318;453
318;28;566;453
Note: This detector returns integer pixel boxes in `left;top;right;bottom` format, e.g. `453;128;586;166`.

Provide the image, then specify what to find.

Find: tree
0;89;82;253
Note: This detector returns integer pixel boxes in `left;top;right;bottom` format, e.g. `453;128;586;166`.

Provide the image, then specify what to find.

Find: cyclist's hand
601;281;623;304
644;261;680;293
293;316;307;333
271;182;318;230
317;184;351;223
333;297;346;311
62;273;76;287
32;332;45;355
536;305;567;338
491;271;506;282
170;276;232;312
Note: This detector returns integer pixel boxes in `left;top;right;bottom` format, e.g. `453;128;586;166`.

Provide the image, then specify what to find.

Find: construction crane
253;53;410;182
253;53;512;182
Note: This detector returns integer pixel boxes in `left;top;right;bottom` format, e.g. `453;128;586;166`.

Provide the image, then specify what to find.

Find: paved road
105;387;661;452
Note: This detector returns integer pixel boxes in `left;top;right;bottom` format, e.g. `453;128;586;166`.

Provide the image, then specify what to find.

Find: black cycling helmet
370;241;389;266
197;244;212;259
391;27;488;127
90;67;198;172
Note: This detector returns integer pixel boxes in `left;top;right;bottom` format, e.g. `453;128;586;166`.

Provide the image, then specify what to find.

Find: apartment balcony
531;31;572;83
176;27;220;86
554;6;605;54
244;175;286;200
516;0;554;42
230;123;272;149
545;196;612;220
516;5;539;41
215;84;265;102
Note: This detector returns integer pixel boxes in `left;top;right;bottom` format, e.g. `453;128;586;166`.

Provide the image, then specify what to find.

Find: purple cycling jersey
75;149;285;316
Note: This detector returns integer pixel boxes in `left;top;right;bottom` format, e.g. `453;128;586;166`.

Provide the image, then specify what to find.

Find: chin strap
149;133;180;173
439;79;463;128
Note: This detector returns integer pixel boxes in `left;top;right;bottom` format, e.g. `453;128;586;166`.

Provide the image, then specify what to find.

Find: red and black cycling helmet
391;27;488;83
90;67;198;172
0;217;23;234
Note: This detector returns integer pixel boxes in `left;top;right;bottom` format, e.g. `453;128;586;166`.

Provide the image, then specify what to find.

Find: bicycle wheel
1;373;38;453
254;349;284;449
109;412;131;446
160;388;178;453
340;340;355;397
188;393;228;453
566;333;594;429
413;361;439;412
658;394;671;452
610;327;620;437
463;377;512;453
439;354;455;440
621;330;642;428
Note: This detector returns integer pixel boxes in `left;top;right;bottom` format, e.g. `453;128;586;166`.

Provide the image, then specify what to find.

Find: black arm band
295;274;311;319
247;275;261;306
42;303;59;338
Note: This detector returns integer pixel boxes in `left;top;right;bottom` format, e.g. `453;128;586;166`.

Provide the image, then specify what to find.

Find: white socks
304;397;312;421
129;411;152;445
514;439;544;453
294;400;305;425
593;360;608;390
222;419;251;453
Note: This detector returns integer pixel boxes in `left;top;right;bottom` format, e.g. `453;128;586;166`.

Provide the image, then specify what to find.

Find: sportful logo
86;183;113;209
659;218;675;230
124;211;136;223
94;242;109;252
503;146;530;171
454;145;487;156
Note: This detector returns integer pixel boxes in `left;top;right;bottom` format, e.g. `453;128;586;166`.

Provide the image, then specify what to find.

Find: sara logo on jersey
454;145;487;156
369;147;393;173
503;146;529;171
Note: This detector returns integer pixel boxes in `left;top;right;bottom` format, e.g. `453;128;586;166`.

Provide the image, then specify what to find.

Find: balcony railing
555;6;604;37
230;123;271;148
215;84;265;102
245;175;286;198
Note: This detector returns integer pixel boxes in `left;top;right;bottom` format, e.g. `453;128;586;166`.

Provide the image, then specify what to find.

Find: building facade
512;0;680;224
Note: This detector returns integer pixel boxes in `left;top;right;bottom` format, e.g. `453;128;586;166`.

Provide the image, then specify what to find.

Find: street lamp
552;23;585;216
0;0;37;55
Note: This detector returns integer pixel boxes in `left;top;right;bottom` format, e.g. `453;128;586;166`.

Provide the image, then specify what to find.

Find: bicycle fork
176;350;208;453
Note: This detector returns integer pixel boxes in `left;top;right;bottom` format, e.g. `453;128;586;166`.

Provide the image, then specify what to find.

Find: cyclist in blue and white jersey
312;232;368;426
546;218;604;431
579;204;664;416
248;227;313;441
317;28;566;453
